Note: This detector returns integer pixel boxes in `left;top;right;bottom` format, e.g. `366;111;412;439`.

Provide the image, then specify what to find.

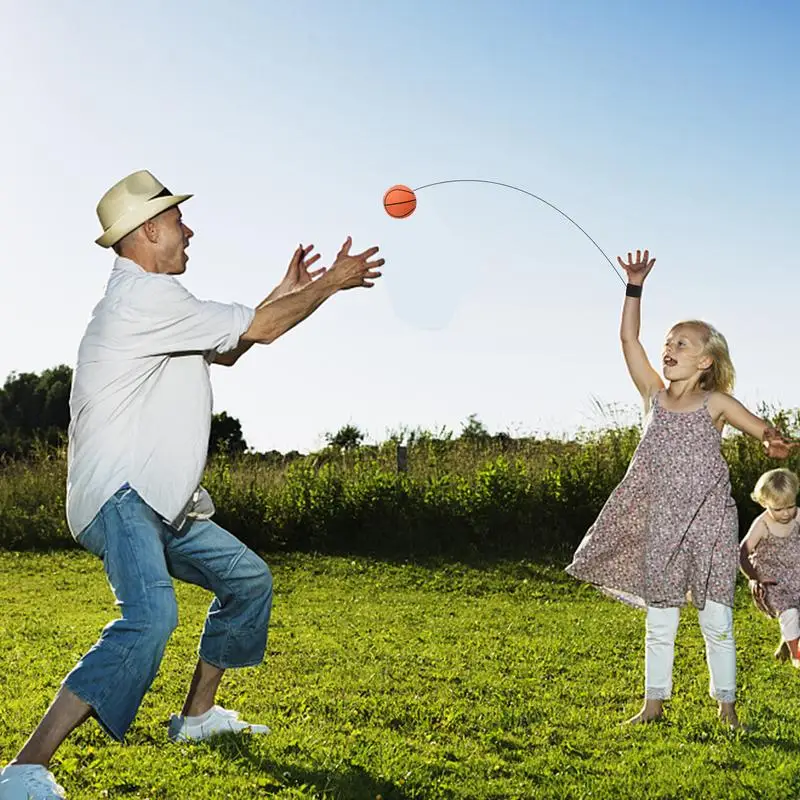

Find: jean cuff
62;675;126;743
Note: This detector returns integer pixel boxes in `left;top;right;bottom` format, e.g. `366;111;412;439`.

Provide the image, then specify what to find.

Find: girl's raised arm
618;249;663;406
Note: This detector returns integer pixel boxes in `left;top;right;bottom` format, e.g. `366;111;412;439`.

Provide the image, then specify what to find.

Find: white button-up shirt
66;257;255;537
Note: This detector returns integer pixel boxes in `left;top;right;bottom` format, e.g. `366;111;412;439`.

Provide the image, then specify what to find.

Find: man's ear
142;218;159;244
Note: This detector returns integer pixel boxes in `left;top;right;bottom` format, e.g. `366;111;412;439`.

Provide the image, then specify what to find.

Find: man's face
152;206;193;274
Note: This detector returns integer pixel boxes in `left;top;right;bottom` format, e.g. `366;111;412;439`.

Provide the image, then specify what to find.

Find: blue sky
1;1;798;452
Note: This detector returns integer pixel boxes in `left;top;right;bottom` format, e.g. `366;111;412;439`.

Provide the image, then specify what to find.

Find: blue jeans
63;486;272;741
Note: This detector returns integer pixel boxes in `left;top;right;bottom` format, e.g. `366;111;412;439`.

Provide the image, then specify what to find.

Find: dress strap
644;389;662;416
651;389;664;408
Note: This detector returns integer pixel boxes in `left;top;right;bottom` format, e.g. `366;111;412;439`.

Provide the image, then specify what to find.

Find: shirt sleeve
120;275;255;357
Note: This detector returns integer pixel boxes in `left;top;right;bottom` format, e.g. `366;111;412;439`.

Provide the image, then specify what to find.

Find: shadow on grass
200;734;413;800
727;723;800;755
252;537;581;573
266;548;577;581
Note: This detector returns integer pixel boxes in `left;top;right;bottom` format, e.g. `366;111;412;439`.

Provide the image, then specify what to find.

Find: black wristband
626;283;643;298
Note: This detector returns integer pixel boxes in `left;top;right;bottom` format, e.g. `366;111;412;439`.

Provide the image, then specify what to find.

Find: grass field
2;552;800;799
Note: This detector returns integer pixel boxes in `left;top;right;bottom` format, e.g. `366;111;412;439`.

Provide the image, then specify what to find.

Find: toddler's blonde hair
671;320;735;394
751;468;800;508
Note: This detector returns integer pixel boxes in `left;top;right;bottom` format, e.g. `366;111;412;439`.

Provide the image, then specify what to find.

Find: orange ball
383;184;417;218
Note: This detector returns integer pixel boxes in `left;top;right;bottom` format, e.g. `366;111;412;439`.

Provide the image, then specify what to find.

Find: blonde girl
567;249;793;729
740;468;800;666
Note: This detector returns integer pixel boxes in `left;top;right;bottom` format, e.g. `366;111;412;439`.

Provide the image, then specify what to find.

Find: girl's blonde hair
751;468;800;508
671;320;735;394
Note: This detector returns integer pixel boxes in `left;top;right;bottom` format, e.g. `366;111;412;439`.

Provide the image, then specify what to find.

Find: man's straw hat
95;170;191;248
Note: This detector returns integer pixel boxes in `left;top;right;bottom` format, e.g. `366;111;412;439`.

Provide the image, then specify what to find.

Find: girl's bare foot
718;702;740;729
625;699;664;724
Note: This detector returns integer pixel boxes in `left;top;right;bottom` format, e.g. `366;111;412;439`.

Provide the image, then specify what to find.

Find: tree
0;364;250;458
460;413;491;443
325;423;365;451
0;365;73;456
209;411;248;455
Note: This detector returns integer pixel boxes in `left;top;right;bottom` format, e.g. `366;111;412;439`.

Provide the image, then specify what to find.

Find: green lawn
2;552;800;799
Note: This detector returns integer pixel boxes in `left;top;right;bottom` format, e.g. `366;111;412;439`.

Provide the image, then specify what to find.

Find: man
0;169;384;799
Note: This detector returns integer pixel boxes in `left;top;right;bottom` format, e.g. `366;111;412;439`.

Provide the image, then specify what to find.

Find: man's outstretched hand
276;244;325;295
326;237;384;290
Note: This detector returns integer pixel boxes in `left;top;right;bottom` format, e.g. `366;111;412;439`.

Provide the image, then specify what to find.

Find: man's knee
237;556;273;604
131;587;179;647
157;593;180;639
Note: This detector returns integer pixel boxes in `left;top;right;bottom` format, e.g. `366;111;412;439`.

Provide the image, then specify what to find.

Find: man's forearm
213;339;255;366
212;285;284;366
214;275;331;366
262;283;286;305
241;273;339;344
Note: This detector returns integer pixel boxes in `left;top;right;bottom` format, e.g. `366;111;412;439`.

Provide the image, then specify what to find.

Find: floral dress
747;512;800;615
566;391;738;609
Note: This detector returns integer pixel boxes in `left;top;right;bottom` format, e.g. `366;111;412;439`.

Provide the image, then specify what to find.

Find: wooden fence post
396;444;408;473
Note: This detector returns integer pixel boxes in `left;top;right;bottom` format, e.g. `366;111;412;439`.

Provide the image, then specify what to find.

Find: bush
2;414;799;558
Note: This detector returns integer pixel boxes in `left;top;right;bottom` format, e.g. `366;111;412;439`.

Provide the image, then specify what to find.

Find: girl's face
766;501;798;524
662;325;712;381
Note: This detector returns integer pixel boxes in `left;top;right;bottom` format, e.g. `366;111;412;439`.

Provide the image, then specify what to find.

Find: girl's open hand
749;578;776;616
762;426;798;459
617;249;656;285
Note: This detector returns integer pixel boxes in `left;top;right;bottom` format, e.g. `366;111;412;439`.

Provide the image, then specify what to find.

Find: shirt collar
113;256;149;275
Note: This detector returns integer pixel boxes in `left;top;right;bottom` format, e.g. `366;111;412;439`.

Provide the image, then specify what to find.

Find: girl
740;468;800;667
566;249;793;728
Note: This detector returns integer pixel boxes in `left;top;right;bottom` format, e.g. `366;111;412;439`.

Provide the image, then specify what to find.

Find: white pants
645;601;735;703
779;608;800;642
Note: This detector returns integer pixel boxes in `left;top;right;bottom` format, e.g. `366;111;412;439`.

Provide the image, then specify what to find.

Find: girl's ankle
625;698;665;724
718;701;740;728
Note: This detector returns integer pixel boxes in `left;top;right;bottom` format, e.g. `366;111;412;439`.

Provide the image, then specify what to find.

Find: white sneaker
0;764;66;799
167;705;271;742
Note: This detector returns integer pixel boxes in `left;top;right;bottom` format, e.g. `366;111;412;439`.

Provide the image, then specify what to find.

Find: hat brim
95;193;193;248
